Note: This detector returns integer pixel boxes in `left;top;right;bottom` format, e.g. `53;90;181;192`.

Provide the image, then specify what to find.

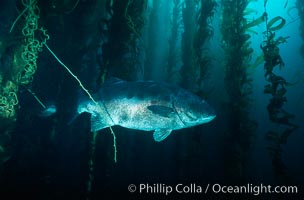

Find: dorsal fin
103;77;125;85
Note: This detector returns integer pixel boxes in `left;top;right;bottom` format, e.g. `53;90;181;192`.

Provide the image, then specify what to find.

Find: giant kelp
145;0;161;80
0;0;49;120
100;0;147;81
0;0;48;174
144;0;171;80
221;0;257;182
167;0;182;83
174;0;217;180
180;0;216;94
4;1;121;199
261;0;297;184
193;0;217;97
180;0;196;92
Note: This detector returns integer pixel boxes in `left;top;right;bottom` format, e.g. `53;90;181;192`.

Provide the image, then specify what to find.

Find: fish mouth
205;108;216;122
209;114;216;121
207;105;216;117
204;114;216;122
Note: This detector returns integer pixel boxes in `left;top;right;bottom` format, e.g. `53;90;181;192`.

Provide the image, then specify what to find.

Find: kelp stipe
220;0;257;182
193;0;217;97
167;0;182;83
99;0;147;81
180;0;217;95
261;0;298;184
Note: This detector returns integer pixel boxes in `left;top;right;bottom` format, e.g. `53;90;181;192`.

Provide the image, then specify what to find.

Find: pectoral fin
153;129;172;142
147;105;174;118
91;114;110;132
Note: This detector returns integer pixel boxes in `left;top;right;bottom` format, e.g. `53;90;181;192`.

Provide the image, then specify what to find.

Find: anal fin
91;114;110;132
153;129;172;142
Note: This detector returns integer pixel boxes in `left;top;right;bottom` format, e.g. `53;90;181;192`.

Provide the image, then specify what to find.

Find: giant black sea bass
77;78;216;142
